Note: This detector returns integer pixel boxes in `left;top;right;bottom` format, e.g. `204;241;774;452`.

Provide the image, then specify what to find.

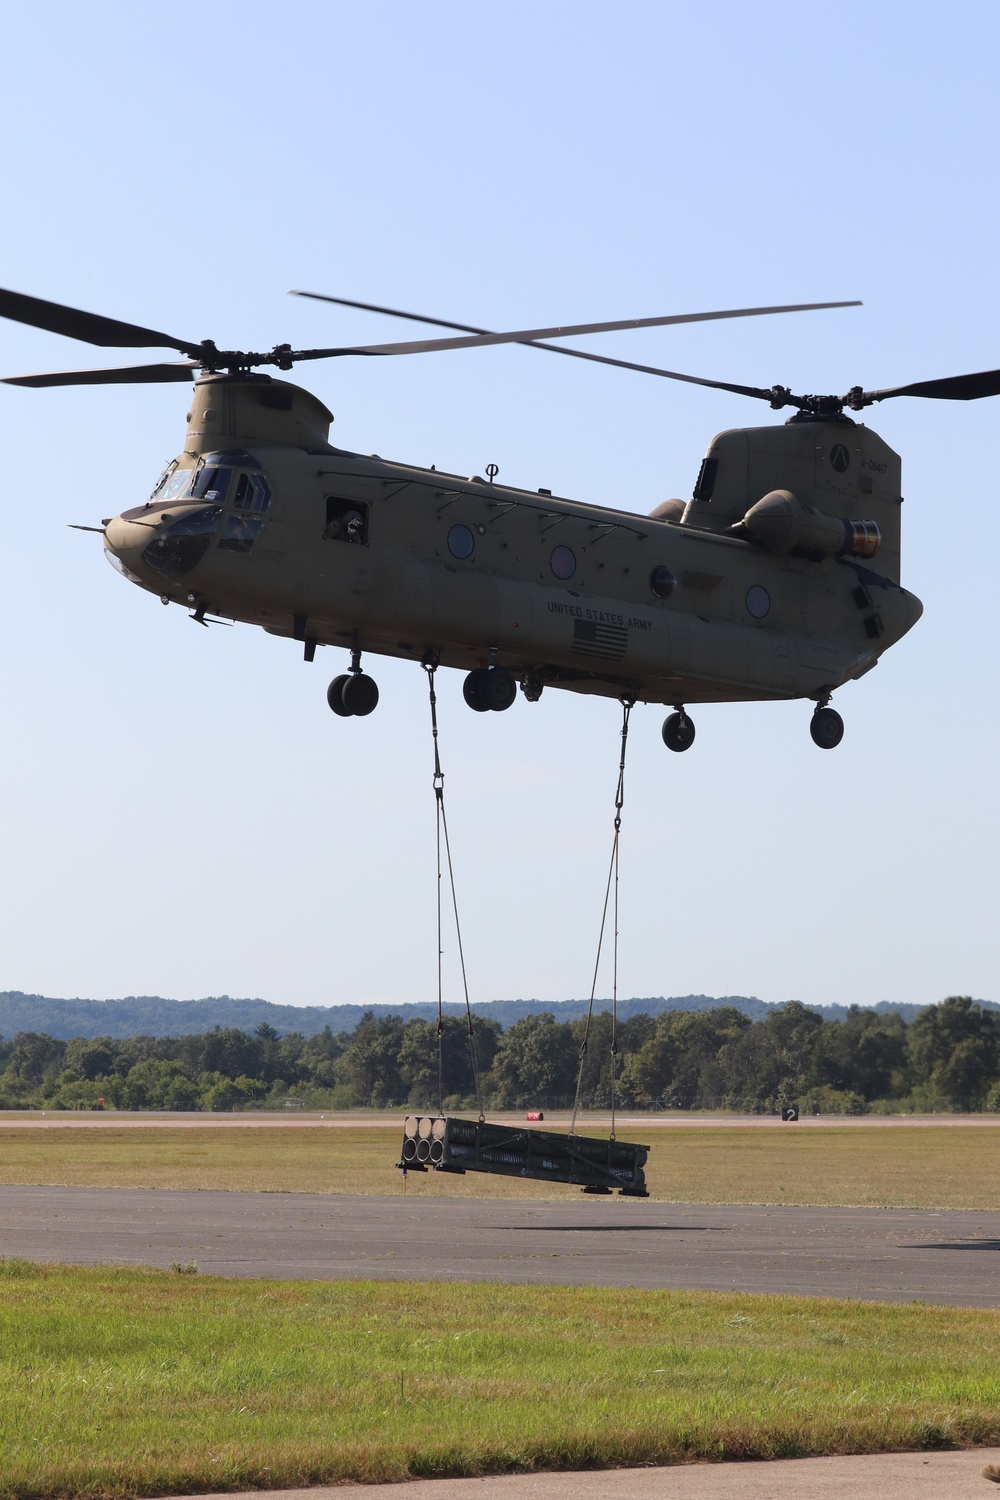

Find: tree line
0;997;998;1114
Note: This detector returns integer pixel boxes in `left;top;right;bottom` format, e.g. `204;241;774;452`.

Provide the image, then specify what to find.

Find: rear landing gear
662;708;696;753
463;666;517;712
810;704;844;749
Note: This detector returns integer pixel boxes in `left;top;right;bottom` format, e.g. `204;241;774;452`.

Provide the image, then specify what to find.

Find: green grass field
0;1123;998;1208
0;1259;998;1498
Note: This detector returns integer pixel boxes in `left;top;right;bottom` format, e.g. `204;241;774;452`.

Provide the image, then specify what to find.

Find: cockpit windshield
139;450;270;576
148;450;264;505
149;465;193;502
191;465;232;502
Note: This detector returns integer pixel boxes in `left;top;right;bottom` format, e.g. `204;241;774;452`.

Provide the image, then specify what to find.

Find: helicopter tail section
681;418;904;585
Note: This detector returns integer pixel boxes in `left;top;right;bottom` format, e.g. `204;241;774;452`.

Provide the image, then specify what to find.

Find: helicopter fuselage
102;373;922;713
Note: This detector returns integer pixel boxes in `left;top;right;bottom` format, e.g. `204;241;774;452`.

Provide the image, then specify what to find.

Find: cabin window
325;496;369;544
649;566;677;600
550;544;576;581
746;585;770;619
447;523;474;559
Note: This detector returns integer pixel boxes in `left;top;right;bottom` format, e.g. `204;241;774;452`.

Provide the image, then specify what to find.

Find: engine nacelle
742;489;880;561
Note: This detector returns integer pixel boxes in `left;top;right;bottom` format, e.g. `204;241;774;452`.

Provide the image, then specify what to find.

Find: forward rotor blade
288;299;862;359
863;368;1000;403
2;361;198;388
290;291;806;396
0;287;205;358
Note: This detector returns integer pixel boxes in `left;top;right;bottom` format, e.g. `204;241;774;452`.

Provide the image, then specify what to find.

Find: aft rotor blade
863;367;1000;404
0;287;205;358
291;290;491;337
449;342;784;396
288;300;863;359
2;361;198;387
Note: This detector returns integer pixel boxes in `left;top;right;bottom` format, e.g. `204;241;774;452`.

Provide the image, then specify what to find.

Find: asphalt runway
161;1450;1000;1500
2;1187;1000;1304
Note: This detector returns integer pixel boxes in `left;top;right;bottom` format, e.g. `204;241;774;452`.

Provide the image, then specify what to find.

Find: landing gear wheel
810;706;844;749
341;673;380;716
463;668;490;712
478;667;517;712
327;674;353;717
662;710;696;753
463;667;516;712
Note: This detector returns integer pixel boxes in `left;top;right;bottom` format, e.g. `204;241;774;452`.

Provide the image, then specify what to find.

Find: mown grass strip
0;1260;998;1497
1;1123;1000;1208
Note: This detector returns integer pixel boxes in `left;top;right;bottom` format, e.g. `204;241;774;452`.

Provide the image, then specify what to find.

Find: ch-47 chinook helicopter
4;285;1000;751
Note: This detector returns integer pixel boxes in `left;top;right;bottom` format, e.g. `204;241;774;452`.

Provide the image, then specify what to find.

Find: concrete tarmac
3;1186;1000;1303
167;1450;1000;1499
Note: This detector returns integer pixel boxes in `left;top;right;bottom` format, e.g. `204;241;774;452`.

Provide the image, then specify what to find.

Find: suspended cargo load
398;1114;649;1196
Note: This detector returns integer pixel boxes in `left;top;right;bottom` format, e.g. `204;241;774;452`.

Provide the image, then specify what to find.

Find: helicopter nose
104;513;158;555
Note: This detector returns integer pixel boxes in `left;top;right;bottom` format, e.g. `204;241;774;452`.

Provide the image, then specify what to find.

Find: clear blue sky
1;0;997;1012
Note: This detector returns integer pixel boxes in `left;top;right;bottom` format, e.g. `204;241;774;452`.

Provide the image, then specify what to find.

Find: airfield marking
3;1187;999;1306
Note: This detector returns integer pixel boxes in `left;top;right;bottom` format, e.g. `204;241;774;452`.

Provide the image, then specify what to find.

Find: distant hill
0;991;767;1039
0;990;993;1040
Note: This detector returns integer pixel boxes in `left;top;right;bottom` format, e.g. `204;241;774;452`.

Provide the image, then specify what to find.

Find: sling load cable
570;695;634;1143
422;653;485;1123
399;681;649;1194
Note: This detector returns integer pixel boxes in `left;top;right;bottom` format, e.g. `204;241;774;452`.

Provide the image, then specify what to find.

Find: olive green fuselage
103;374;922;707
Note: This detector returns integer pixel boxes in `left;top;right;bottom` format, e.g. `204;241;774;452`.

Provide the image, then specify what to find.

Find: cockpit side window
233;472;272;512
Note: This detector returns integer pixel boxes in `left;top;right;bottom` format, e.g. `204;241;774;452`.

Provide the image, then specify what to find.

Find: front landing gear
328;650;379;717
662;708;696;753
810;705;844;749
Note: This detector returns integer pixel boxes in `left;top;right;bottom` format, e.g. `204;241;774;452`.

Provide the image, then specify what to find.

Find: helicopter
4;286;999;751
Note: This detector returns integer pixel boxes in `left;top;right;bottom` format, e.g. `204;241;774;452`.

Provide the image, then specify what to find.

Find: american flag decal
572;617;628;660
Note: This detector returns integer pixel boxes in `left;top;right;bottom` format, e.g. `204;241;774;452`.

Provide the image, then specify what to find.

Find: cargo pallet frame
398;1114;649;1196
